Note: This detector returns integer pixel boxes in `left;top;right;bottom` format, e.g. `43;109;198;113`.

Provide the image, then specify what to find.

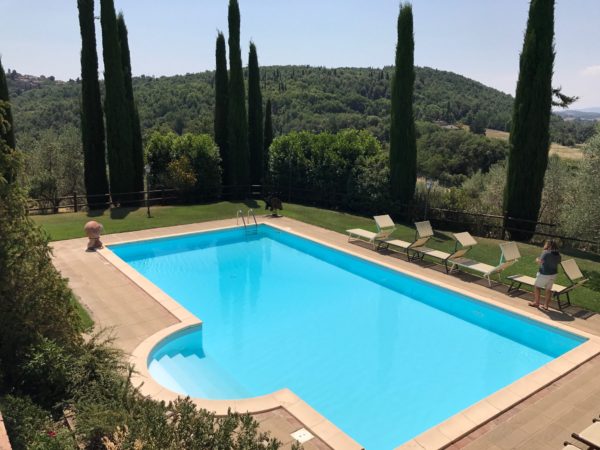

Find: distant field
486;129;584;160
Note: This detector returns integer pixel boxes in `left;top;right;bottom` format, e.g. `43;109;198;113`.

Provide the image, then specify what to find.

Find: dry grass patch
485;129;584;160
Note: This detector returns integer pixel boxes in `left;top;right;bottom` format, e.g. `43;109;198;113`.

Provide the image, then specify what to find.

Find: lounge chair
449;238;521;286
346;215;395;249
562;443;583;450
378;220;433;260
411;228;477;272
507;259;588;310
571;418;600;449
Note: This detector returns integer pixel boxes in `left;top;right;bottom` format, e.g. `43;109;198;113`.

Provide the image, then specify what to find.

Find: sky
1;0;599;109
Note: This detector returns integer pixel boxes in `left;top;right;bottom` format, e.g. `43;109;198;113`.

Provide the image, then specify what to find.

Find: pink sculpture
84;220;104;251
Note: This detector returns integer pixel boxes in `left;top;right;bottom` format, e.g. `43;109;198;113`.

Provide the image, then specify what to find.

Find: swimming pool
111;224;585;449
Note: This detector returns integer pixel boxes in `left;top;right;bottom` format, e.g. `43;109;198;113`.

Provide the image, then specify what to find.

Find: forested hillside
7;65;515;144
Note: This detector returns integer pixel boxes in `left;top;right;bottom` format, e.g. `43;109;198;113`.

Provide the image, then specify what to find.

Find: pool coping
99;218;600;450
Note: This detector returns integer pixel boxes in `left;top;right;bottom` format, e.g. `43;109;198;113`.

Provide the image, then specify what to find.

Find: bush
347;151;390;214
0;136;82;389
146;131;222;200
269;128;382;207
0;395;74;450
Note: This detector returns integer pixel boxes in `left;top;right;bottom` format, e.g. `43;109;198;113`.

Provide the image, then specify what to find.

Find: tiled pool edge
99;218;600;450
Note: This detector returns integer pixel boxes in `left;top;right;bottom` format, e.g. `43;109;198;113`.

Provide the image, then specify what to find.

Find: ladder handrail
236;209;257;234
236;209;246;228
247;208;258;229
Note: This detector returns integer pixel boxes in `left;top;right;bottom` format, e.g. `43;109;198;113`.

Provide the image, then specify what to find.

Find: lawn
34;201;600;312
72;295;94;331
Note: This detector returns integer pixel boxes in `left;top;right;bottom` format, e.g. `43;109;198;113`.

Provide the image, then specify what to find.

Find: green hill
7;65;514;144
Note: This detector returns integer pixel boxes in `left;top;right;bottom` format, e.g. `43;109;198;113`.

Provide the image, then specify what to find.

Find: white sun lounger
571;419;600;449
449;236;520;286
507;259;588;310
409;226;475;272
378;220;434;260
346;214;396;249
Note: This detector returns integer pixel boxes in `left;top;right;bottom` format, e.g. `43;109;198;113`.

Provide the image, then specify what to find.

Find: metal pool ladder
236;209;258;234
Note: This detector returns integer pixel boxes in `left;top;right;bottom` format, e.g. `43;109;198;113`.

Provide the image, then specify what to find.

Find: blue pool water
111;225;584;449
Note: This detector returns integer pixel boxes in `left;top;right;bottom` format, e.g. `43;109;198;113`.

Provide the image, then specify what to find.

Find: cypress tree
503;0;555;241
77;0;109;208
0;57;16;184
227;0;249;194
247;42;263;185
214;32;230;185
0;58;15;152
100;0;134;202
0;58;17;184
263;99;273;182
117;12;144;196
389;3;417;207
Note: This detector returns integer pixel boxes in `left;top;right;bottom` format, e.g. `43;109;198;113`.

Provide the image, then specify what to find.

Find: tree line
9;0;585;243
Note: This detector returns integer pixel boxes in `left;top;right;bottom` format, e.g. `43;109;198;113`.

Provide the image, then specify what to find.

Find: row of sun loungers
347;215;587;308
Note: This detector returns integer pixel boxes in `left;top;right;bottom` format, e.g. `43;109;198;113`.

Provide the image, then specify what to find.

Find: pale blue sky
1;0;599;107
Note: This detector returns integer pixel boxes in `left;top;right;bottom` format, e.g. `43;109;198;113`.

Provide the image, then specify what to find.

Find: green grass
72;296;94;332
34;201;600;312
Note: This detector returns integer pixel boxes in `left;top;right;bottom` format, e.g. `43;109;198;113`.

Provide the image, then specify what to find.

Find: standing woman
529;240;561;310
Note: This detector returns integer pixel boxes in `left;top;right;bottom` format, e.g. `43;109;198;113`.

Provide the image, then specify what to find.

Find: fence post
73;192;78;212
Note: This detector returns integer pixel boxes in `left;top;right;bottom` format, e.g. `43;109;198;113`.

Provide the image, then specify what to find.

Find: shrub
0;395;74;450
146;131;221;200
269;128;381;207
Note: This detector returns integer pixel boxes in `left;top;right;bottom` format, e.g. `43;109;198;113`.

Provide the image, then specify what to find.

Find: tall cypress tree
503;0;555;241
100;0;134;202
117;12;144;195
227;0;249;194
263;98;273;182
77;0;109;208
247;42;263;185
0;58;15;151
0;57;16;183
389;3;417;207
214;32;230;185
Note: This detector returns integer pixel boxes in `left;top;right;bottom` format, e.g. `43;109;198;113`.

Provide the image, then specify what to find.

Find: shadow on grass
562;247;600;264
110;207;139;220
582;270;600;293
87;208;108;218
242;199;260;209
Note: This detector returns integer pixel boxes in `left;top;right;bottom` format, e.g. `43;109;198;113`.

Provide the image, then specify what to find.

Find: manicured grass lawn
34;201;600;312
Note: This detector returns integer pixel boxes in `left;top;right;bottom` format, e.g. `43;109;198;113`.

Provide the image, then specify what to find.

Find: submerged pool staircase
236;209;258;235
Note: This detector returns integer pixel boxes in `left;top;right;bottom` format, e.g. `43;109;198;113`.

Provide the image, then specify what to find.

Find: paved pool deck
50;215;600;450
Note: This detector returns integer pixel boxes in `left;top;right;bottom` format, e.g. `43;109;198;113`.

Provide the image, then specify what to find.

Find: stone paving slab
0;413;11;450
455;355;600;450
